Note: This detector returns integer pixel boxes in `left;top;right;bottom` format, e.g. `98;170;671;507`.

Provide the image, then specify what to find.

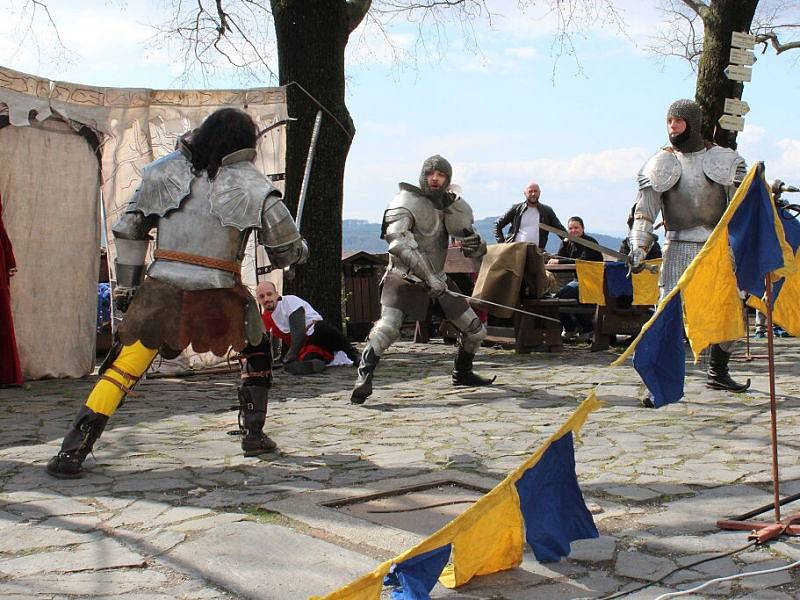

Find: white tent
0;65;287;379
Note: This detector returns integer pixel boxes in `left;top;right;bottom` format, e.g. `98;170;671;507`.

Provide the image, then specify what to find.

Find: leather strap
240;370;271;380
100;375;139;397
108;365;139;381
155;249;241;274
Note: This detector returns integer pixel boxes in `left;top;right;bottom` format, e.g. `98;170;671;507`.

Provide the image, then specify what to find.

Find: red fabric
298;343;334;363
0;195;23;385
261;311;290;344
261;311;333;363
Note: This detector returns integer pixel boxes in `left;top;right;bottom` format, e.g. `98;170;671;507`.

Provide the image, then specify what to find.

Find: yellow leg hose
86;341;158;416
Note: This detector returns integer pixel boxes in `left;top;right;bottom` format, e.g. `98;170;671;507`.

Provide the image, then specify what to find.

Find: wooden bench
513;262;654;353
591;289;653;351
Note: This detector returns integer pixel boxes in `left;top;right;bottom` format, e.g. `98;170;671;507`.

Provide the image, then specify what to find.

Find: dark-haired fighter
350;155;494;404
47;108;308;478
628;98;749;396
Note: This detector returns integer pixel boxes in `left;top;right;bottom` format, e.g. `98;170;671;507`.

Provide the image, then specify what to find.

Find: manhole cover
322;480;490;536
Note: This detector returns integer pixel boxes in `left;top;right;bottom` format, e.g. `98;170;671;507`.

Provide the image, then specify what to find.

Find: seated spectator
546;216;603;341
256;281;359;375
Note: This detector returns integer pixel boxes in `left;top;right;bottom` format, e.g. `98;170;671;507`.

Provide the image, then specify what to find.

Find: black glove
112;285;137;313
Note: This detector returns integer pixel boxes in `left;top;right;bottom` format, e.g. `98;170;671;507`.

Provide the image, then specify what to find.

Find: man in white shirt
493;181;565;250
256;281;359;374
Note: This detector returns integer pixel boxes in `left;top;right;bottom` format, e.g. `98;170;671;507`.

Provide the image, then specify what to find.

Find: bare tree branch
678;0;709;18
758;30;800;52
649;0;800;69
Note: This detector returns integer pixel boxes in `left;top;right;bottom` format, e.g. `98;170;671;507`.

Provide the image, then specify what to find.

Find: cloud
775;138;800;180
737;123;766;147
505;46;538;60
343;146;649;234
455;147;649;187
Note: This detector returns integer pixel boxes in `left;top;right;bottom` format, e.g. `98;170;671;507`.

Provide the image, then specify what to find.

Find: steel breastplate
148;177;249;290
662;150;726;238
393;189;449;275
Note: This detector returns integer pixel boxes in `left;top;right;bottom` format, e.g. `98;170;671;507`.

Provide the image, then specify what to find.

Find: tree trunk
271;0;355;326
695;0;759;149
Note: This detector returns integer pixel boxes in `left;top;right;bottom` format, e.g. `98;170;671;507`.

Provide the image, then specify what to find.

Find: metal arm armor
384;215;439;284
111;212;154;288
629;187;661;255
257;193;306;268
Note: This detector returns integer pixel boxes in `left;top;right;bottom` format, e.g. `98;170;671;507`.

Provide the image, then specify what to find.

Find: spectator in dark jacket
549;216;604;340
547;216;604;264
493;181;565;250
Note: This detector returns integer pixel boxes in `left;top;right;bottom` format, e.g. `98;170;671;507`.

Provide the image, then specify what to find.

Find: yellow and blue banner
747;206;800;337
613;163;797;407
575;259;661;306
312;393;603;600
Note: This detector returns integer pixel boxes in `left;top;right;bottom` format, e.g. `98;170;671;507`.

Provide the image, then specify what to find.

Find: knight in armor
46;108;308;478
350;155;495;404
628;99;750;398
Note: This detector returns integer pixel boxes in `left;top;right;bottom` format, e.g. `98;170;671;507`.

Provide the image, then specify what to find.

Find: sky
2;0;799;236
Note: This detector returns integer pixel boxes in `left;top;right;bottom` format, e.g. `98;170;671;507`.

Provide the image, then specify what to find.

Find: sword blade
446;291;561;324
538;222;628;260
295;110;323;231
538;223;658;274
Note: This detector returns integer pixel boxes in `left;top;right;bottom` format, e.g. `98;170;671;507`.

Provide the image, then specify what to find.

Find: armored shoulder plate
443;196;475;238
129;151;194;217
382;185;442;240
702;146;745;187
209;161;276;231
638;150;681;193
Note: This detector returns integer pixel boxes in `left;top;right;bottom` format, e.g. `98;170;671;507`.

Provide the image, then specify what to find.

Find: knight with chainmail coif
47;108;308;478
628;99;750;398
350;155;495;404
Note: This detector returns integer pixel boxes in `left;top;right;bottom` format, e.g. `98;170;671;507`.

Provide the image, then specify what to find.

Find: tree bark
270;0;356;326
694;0;758;149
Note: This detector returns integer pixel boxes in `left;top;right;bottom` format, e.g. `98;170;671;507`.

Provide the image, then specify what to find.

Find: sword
266;111;323;280
538;223;659;274
295;110;323;231
445;290;562;324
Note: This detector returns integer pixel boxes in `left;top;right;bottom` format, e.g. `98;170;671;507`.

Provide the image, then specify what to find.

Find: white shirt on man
271;295;322;335
515;205;540;246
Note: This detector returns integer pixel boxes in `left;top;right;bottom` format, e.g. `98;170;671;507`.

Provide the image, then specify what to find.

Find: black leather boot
707;344;751;392
351;345;380;405
238;384;277;456
452;348;496;387
46;406;109;479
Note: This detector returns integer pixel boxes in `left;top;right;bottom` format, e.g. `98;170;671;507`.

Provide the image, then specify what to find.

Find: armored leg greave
350;344;380;405
46;406;109;479
452;347;496;387
351;307;403;405
448;310;487;355
707;344;750;392
235;341;276;456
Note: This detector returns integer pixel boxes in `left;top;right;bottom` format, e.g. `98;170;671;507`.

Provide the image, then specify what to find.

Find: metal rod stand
717;276;794;543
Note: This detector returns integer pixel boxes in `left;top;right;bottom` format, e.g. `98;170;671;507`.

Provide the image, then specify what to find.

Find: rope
284;81;353;141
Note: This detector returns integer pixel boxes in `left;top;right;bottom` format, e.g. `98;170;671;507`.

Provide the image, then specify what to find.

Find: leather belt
155;249;241;274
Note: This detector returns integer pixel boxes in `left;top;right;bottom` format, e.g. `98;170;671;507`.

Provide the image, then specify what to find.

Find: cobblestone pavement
1;338;800;599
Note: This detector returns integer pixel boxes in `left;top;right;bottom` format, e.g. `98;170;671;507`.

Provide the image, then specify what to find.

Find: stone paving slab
1;338;799;598
166;521;372;599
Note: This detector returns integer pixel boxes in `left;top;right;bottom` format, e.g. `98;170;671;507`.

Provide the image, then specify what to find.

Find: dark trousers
307;321;355;356
556;280;593;333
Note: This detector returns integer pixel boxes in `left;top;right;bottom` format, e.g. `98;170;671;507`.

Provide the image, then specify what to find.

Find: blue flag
514;433;598;562
384;544;451;600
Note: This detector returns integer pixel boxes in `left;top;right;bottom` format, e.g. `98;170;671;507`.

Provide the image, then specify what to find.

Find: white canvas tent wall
0;65;287;379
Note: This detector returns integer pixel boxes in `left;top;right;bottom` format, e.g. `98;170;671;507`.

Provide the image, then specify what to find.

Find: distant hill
343;217;623;255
